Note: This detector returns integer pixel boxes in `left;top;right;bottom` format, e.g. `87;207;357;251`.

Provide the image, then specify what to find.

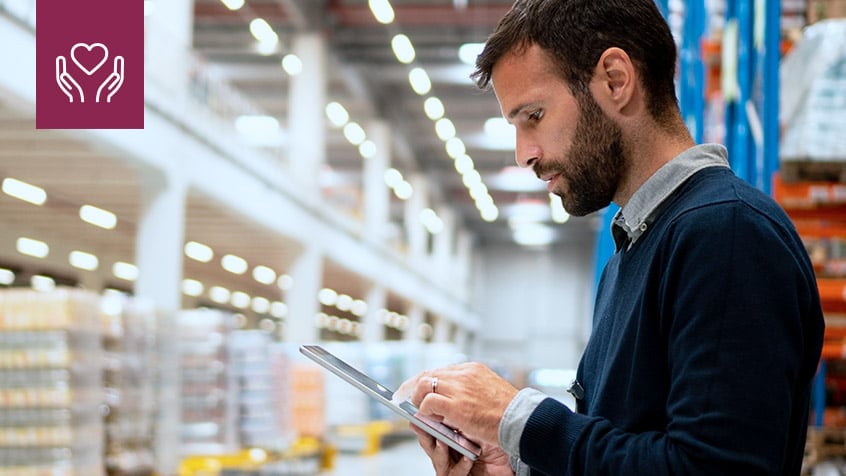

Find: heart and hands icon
55;42;125;103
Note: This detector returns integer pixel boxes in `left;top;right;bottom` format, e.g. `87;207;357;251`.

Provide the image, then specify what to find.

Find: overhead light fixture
409;67;432;95
80;205;117;230
454;154;474;174
182;279;204;297
391;34;415;64
445;137;466;159
249;18;277;44
351;299;368;317
0;268;14;286
221;254;248;274
424;97;445;120
462;169;483;188
184;241;214;263
209;286;231;304
69;250;99;271
271;301;288;318
343;122;367;145
112;262;139;281
358;140;377;159
336;294;354;311
458;42;485;66
325;102;350;128
481;204;499;222
31;275;56;292
513;223;555;247
393;181;413;200
252;296;271;314
16;237;49;259
252;265;277;285
231;291;251;309
368;0;395;24
220;0;244;10
435;118;456;141
235;115;284;147
281;54;303;76
318;287;338;306
2;177;46;205
420;208;445;234
383;168;403;188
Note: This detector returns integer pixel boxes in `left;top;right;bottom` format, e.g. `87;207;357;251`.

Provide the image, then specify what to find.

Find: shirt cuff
499;387;548;461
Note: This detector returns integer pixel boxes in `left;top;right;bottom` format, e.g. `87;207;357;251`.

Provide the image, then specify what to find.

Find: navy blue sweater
519;168;824;475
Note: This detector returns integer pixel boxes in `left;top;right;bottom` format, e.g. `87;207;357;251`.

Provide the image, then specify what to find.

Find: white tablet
299;344;482;461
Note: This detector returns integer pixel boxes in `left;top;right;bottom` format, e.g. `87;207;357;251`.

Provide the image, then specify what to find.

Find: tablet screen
299;344;482;461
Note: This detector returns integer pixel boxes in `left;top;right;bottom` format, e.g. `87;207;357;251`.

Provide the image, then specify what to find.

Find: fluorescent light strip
16;237;49;258
185;241;214;263
69;250;99;271
0;268;15;285
221;254;248;274
182;279;204;297
2;178;46;205
252;265;277;285
369;0;395;24
113;262;139;281
80;205;117;230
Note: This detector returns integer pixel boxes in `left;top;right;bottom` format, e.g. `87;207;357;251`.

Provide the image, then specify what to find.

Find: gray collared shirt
499;143;730;475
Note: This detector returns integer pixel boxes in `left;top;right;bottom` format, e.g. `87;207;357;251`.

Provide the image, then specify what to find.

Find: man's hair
473;0;680;126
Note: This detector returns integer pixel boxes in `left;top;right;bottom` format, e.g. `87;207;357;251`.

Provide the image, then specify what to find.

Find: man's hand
397;362;519;448
410;424;514;476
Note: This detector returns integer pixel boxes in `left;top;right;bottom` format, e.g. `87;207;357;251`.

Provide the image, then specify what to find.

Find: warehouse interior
1;0;845;474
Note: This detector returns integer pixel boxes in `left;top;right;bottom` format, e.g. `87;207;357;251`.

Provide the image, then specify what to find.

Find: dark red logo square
36;0;144;129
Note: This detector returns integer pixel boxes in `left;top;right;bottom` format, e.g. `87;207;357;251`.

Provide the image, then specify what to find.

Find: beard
536;93;627;217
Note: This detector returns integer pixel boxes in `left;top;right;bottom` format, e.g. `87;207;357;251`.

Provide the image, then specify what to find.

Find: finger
432;439;455;476
393;372;425;404
448;454;474;476
410;373;439;405
411;424;437;456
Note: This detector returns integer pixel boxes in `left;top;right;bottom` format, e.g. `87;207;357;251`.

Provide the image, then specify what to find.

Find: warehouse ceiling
190;0;599;247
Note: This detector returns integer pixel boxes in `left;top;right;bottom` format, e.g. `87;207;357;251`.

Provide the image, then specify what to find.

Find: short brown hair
473;0;680;125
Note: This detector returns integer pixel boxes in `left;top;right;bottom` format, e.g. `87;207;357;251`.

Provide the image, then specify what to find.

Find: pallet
781;160;846;184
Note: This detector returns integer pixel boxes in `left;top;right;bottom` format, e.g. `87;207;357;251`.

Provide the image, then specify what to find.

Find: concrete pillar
404;303;425;344
363;120;391;242
132;168;186;476
404;174;428;266
454;230;475;301
287;33;328;195
361;284;387;342
144;0;195;96
432;206;455;280
284;245;323;342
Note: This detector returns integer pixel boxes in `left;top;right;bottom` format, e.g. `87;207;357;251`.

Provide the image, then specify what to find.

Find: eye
527;109;543;122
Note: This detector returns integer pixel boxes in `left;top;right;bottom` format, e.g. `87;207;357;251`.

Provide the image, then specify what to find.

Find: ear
591;47;636;114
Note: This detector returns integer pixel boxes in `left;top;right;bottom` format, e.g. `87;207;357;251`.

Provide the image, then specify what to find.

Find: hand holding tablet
298;344;482;461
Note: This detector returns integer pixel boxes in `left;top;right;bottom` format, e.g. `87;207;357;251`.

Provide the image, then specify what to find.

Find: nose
515;137;541;169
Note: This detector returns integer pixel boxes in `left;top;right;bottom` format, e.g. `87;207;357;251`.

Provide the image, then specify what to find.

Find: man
397;0;825;474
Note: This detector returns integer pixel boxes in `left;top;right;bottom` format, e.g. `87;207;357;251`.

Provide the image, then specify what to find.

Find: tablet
299;344;482;461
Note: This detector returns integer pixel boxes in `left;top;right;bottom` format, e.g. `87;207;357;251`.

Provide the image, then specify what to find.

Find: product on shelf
0;288;104;476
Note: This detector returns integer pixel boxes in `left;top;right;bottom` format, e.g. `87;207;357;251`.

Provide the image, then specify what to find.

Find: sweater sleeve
518;201;822;475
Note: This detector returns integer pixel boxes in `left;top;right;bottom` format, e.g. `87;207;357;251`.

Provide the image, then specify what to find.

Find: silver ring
432;376;439;394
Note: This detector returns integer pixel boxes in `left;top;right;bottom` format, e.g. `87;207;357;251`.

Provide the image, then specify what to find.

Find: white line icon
55;42;125;103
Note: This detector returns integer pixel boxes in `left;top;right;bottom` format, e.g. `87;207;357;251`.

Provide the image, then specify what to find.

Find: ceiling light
318;288;338;306
483;117;517;150
252;296;271;314
184;241;214;263
80;205;117;230
445;137;466;159
249;18;277;44
458;42;485;66
281;54;303;76
435;118;456;141
252;265;277;285
368;0;395;24
462;169;483;188
383;168;403;188
468;182;488;200
113;262;139;281
424;97;445;120
343;122;367;145
481;205;499;222
391;34;415;64
31;275;56;292
358;140;377;159
394;181;413;200
221;254;248;274
351;299;368;317
2;178;46;205
454;154;474;174
420;208;444;234
0;268;14;286
220;0;244;10
550;193;571;224
16;237;48;258
336;294;354;311
69;250;98;271
182;279;204;297
209;286;231;304
271;301;288;318
513;223;555;247
325;102;349;128
408;67;432;95
231;291;251;309
235;114;284;147
507;201;550;227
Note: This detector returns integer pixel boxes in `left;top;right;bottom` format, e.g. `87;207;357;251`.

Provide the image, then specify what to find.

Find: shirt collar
612;143;730;251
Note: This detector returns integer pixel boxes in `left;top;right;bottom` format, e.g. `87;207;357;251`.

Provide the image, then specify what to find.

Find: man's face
491;44;627;216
